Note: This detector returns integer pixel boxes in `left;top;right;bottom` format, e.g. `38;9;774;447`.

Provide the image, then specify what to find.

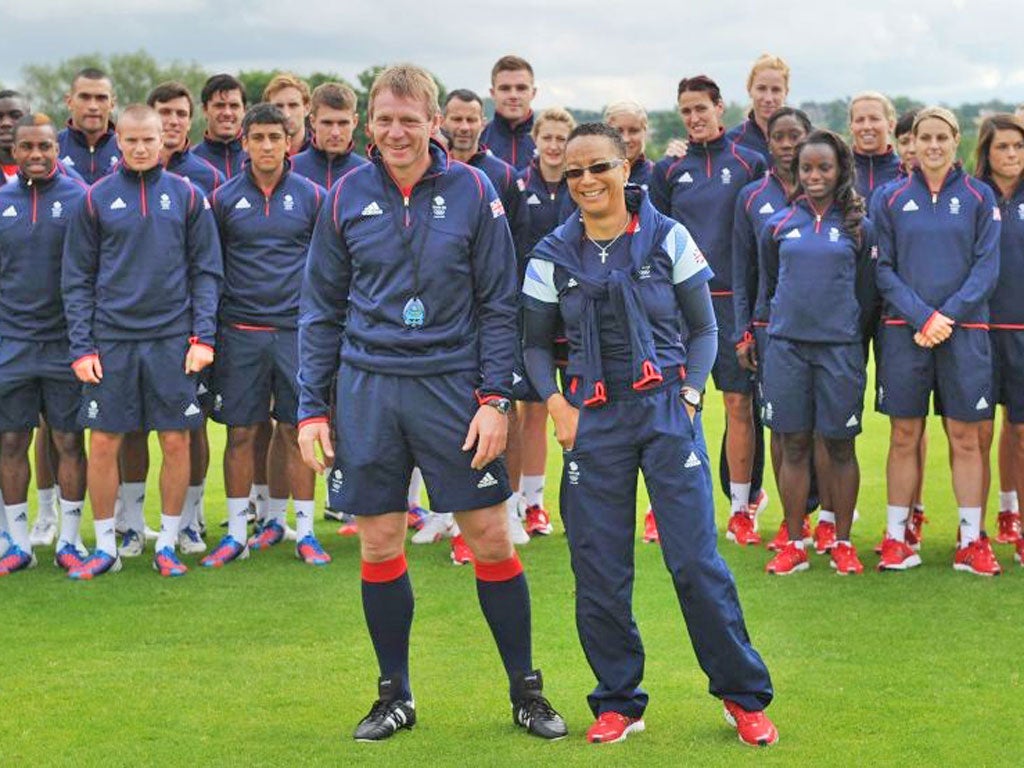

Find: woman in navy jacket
758;130;876;575
522;122;776;748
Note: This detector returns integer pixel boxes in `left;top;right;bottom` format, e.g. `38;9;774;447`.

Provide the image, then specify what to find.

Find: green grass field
3;389;1024;767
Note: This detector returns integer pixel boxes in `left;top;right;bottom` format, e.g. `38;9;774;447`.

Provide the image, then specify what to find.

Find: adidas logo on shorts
477;472;498;489
846;414;859;428
184;403;202;417
976;396;989;410
361;201;384;216
684;452;701;469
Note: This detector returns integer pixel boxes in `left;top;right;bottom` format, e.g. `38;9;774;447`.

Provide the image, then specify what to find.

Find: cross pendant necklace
585;216;631;264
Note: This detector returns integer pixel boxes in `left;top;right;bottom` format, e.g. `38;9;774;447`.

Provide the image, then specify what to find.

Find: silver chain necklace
584;215;631;264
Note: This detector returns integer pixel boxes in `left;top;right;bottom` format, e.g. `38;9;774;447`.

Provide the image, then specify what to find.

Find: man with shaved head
62;104;223;580
58;68;119;184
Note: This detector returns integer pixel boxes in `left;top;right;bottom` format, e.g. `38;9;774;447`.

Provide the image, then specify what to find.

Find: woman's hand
547;393;580;451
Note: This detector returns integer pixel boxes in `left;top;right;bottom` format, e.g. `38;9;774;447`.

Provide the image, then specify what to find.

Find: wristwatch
485;397;512;415
680;386;703;412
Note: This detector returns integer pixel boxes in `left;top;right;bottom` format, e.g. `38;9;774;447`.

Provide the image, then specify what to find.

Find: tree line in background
7;50;1020;168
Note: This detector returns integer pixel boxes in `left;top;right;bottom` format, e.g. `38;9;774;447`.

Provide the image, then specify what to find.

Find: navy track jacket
980;175;1024;328
480;111;535;170
291;143;368;191
165;146;225;196
0;171;87;341
297;141;518;423
57;121;120;185
193;135;248;180
62;164;223;361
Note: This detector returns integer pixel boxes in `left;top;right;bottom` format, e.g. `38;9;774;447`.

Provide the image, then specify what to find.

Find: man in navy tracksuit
193;74;248;179
1;91;32;184
149;82;225;196
62;104;223;580
480;55;537;170
57;68;120;185
651;75;769;544
203;104;328;569
0;114;89;577
296;64;565;743
291;82;368;190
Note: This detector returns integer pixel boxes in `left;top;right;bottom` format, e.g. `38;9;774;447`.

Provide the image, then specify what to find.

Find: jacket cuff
735;330;754;350
919;311;940;335
189;335;215;352
298;416;329;430
476;389;510;405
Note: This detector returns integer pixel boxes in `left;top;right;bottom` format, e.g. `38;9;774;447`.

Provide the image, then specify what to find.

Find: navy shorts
211;325;299;426
0;339;81;433
877;323;993;423
710;295;753;395
762;338;865;439
992;330;1024;424
327;365;512;515
78;337;205;433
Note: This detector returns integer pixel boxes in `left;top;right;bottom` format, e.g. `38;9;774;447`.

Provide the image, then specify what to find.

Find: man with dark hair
1;90;31;184
291;82;367;189
298;63;565;743
58;68;119;184
147;81;224;195
480;55;537;170
202;104;328;568
62;104;223;580
0;114;89;576
194;74;248;178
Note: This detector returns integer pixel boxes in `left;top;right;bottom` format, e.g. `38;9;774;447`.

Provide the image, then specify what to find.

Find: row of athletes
0;55;783;747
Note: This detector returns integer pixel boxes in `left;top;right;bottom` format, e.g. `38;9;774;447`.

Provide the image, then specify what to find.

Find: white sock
295;500;315;540
407;468;424;507
999;491;1019;513
227;498;250;542
958;506;982;548
181;485;202;531
251;484;269;523
36;486;58;523
122;482;147;533
268;497;288;526
94;517;117;556
886;505;910;541
58;499;84;549
156;513;182;552
818;510;836;524
730;482;751;514
521;474;545;508
6;502;31;551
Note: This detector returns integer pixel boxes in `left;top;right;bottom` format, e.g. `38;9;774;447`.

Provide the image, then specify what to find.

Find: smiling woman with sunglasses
520;122;777;747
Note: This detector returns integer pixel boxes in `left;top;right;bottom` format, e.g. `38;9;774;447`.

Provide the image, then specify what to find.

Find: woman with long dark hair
759;130;877;575
522;122;777;745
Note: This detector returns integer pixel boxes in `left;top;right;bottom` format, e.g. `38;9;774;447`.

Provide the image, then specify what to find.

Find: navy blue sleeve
872;193;935;329
757;219;781;313
521;295;561;401
297;188;350;423
503;170;530;261
856;220;880;338
731;192;756;342
469;173;518;398
675;281;717;392
650;160;672;217
61;193;100;361
186;189;223;345
939;190;1000;321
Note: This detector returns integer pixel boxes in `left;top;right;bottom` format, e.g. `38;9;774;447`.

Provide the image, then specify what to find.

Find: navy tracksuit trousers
561;383;773;717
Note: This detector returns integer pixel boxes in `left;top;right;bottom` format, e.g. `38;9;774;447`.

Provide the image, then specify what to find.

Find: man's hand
185;342;215;374
547;393;580;451
921;312;954;346
298;420;335;474
736;337;758;372
73;354;103;384
462;406;508;470
913;332;934;348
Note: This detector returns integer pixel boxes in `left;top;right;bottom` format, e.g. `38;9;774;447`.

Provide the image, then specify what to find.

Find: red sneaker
524;505;554;536
765;541;809;575
954;536;1002;576
723;700;779;747
829;541;864;575
905;509;928;550
877;536;921;571
585;711;645;744
450;534;474;566
748;488;769;517
813;520;836;555
336;521;358;537
643;509;660;544
726;513;761;546
766;519;811;551
995;511;1022;544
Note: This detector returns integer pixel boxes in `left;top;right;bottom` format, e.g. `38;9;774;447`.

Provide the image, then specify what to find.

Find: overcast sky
4;0;1024;110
